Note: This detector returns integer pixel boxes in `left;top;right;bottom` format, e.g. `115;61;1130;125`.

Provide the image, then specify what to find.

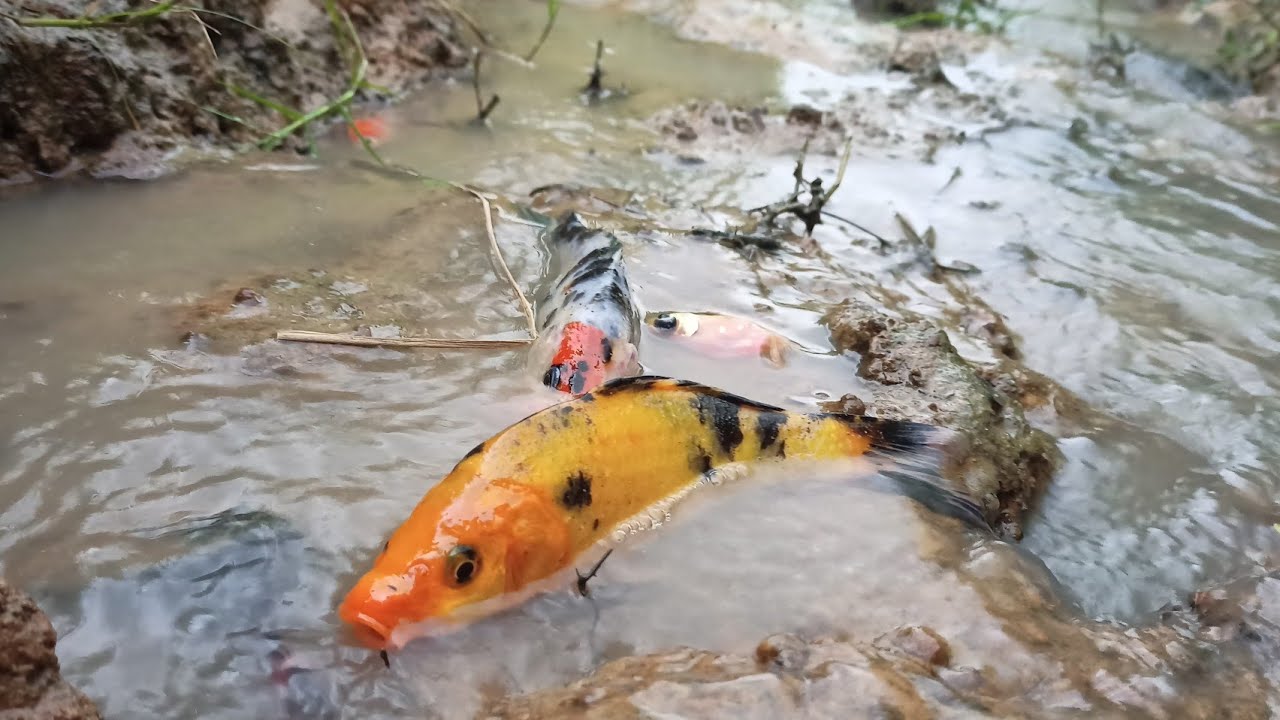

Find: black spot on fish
691;394;744;456
542;305;559;329
756;412;785;453
570;367;587;395
689;444;714;474
383;540;390;553
604;282;631;312
561;472;593;509
461;441;486;461
601;337;613;363
550;212;591;244
593;518;600;530
572;252;616;282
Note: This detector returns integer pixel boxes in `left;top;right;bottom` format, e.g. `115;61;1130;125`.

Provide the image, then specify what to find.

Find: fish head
543;321;635;395
646;311;700;338
339;478;572;649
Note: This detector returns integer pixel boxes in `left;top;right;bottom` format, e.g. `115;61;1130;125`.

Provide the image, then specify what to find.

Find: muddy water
3;0;1280;717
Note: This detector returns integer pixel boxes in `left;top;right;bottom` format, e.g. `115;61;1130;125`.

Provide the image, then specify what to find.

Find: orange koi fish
338;376;979;650
647;311;792;367
529;213;641;395
347;116;389;146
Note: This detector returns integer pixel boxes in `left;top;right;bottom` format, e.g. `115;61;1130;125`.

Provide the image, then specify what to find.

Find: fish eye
543;365;562;389
653;313;678;332
447;545;480;586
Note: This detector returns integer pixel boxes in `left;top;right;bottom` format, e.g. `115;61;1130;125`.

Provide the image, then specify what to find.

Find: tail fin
841;417;992;533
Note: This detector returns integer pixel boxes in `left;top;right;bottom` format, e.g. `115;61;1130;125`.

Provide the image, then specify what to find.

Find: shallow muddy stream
3;0;1280;717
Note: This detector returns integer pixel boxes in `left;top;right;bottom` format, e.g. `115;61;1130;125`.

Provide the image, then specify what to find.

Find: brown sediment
0;0;469;183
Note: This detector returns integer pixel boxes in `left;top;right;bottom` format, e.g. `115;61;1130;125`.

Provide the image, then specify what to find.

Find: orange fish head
339;479;572;650
543;321;630;395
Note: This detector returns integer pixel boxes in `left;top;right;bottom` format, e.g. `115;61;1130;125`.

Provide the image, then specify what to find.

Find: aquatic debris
894;213;980;276
471;51;501;125
575;548;614;597
581;40;627;104
275;330;529;350
339;374;982;650
749;138;853;237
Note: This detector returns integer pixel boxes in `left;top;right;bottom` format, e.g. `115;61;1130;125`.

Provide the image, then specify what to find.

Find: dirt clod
0;580;101;717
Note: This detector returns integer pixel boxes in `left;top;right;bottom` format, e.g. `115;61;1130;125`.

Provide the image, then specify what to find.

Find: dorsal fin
590;375;787;412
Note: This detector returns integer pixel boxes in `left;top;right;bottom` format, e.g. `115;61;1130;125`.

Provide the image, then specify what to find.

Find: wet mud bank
824;301;1059;539
0;580;100;719
0;0;468;183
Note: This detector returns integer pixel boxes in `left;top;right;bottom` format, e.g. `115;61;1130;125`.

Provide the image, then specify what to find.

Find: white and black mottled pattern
528;212;642;391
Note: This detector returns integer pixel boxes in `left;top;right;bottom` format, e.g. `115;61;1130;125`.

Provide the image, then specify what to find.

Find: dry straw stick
274;331;529;349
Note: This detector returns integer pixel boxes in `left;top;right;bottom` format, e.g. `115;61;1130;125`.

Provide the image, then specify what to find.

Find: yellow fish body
339;376;969;650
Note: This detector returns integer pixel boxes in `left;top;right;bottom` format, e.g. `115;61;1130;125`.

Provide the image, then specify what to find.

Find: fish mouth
346;612;393;650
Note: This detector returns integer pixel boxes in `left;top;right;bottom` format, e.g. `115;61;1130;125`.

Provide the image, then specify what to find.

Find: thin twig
463;186;538;338
439;0;489;44
276;331;529;349
471;51;501;123
583;40;605;97
176;6;296;48
819;211;891;247
524;0;561;61
575;549;613;597
189;10;218;60
820;138;853;204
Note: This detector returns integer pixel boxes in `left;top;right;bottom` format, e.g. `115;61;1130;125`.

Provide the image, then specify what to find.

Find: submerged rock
487;518;1272;719
823;300;1061;538
0;580;100;719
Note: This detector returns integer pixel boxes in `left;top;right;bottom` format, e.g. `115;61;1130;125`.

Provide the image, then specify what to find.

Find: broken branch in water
524;0;561;61
575;548;613;597
819;210;891;248
275;331;529;349
750;138;854;236
583;40;605;99
471;51;501;124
